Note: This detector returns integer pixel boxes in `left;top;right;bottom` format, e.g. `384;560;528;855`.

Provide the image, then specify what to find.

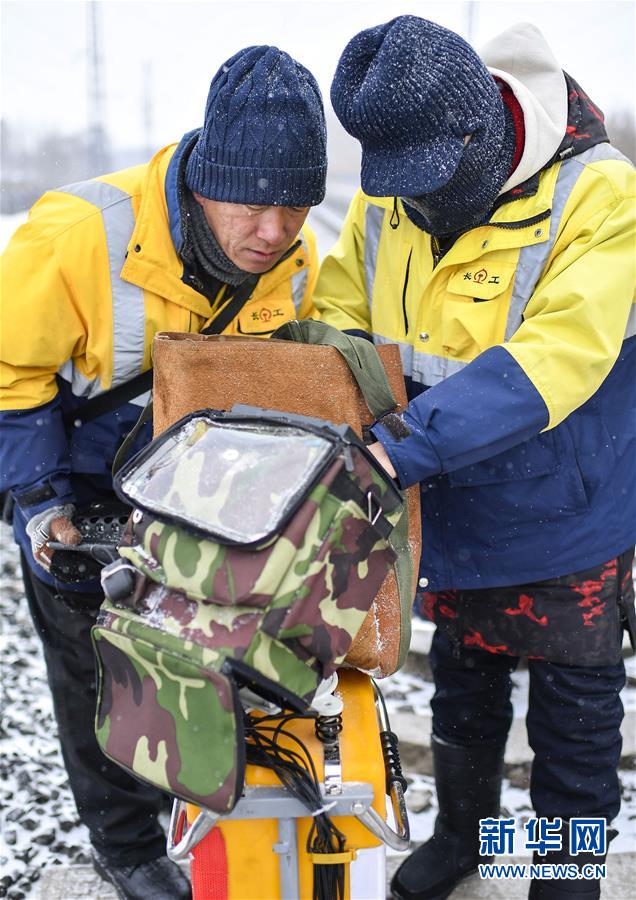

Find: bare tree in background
86;1;111;175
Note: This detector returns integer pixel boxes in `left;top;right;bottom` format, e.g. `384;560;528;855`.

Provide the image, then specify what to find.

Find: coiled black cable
244;711;347;900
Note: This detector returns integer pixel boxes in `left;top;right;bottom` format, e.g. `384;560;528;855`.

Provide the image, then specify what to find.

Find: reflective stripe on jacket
1;142;318;411
0;141;319;584
315;145;636;590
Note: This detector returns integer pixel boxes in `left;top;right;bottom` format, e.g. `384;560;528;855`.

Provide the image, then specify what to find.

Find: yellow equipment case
169;670;409;899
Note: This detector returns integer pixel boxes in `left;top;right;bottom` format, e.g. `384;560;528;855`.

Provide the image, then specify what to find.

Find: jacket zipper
431;235;441;269
401;248;413;334
427;208;551;271
488;209;552;231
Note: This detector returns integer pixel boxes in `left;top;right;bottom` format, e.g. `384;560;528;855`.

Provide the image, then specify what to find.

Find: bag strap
271;320;398;419
198;237;300;336
62;370;153;428
108;278;263;476
63;275;261;432
200;274;260;336
112;398;154;476
273;318;413;669
389;505;413;671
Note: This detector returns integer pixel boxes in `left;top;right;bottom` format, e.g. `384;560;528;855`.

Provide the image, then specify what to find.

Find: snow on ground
1;527;91;899
2;523;635;898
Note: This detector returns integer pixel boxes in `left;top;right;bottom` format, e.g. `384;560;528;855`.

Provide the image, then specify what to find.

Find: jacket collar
491;72;609;209
552;72;609;160
121;140;214;318
165;128;201;254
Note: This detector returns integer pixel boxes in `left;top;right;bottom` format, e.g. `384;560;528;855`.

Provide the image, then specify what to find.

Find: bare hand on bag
367;441;397;480
26;504;81;572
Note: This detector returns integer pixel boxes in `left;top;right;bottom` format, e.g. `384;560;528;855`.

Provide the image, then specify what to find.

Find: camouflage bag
92;405;403;815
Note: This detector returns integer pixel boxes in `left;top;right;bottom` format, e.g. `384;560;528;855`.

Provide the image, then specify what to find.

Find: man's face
193;194;309;273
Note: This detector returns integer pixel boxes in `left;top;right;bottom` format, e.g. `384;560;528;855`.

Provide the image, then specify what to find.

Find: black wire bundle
244;711;348;900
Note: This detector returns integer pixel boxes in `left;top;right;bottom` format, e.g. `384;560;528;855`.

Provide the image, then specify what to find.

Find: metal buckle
366;491;383;526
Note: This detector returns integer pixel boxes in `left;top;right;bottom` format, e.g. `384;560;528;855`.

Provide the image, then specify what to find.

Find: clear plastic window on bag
119;416;335;544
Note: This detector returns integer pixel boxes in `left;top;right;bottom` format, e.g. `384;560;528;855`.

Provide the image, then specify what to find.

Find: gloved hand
25;504;81;573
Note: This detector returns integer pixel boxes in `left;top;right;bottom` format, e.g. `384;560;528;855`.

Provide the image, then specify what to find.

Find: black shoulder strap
111;397;154;476
63;275;261;430
62;370;153;428
200;274;260;336
111;274;263;474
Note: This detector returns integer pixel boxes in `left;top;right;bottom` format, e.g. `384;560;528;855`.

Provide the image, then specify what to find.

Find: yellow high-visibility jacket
1;140;318;411
315;142;635;590
0;134;318;583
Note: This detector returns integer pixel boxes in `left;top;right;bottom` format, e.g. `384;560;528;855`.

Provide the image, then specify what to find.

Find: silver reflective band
373;334;468;387
291;233;308;313
505;145;630;341
624;304;636;341
56;179;146;398
364;205;384;318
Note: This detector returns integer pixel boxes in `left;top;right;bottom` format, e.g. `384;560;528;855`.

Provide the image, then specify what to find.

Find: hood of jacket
480;22;609;194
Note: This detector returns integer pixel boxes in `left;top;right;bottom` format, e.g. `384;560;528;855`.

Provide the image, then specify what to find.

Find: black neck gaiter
177;144;249;288
402;102;517;238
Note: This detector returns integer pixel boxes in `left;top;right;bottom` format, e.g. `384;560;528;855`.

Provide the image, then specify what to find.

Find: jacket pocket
441;294;507;357
236;295;295;336
441;261;516;358
448;425;589;520
70;432;121;474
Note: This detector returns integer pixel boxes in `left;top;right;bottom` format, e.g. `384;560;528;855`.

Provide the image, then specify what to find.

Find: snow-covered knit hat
186;46;327;207
330;16;512;201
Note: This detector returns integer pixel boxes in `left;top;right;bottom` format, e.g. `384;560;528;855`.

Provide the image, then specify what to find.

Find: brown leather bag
151;329;421;676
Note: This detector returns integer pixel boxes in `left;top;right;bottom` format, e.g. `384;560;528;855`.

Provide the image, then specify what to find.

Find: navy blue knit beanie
330;16;508;200
186;46;327;207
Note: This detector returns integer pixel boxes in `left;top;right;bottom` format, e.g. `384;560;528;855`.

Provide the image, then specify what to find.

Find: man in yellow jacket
317;16;635;900
1;45;326;899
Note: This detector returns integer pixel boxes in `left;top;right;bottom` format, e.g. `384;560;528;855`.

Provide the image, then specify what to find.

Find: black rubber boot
528;823;613;900
92;851;192;900
391;734;505;900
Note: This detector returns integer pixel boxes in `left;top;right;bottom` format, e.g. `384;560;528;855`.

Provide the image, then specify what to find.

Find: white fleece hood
480;23;568;194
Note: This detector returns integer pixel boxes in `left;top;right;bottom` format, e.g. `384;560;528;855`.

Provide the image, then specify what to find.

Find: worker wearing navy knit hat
1;45;326;900
317;15;635;900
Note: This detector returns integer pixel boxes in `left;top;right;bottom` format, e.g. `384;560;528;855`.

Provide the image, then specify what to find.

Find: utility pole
465;0;478;45
142;60;154;160
86;0;110;174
